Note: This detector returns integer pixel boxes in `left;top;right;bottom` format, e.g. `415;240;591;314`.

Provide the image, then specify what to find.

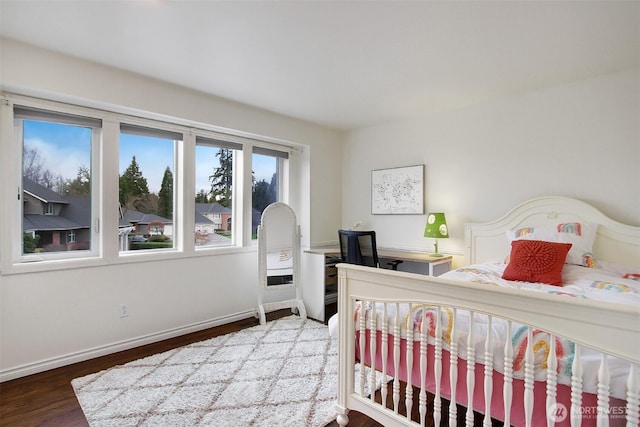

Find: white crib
334;197;640;427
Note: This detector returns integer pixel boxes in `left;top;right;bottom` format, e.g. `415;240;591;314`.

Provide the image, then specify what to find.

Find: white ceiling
1;1;638;131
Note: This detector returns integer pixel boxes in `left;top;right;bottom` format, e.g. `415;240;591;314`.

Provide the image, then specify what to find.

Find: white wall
0;38;343;380
342;69;639;265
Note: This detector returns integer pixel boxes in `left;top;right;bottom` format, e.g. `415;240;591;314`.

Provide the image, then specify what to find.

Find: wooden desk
301;246;452;322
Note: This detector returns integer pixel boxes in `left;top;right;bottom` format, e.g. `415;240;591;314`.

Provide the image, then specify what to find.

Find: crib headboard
464;196;640;268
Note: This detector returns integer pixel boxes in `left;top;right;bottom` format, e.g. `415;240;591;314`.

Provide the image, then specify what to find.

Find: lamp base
429;239;444;257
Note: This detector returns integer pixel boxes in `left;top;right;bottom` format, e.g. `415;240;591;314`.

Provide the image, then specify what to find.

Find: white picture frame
371;164;424;215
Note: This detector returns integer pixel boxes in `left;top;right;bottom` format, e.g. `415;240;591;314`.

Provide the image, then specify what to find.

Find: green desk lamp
424;212;448;257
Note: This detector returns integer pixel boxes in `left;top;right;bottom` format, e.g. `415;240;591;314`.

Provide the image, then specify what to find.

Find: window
119;124;180;252
252;146;289;239
195;136;242;248
2;95;295;271
16;106;100;258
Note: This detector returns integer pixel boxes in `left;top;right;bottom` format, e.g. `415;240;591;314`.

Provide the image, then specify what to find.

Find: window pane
252;152;282;239
119;126;177;251
22;120;93;255
195;142;235;247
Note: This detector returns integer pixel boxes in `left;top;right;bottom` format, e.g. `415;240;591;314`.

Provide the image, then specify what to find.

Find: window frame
0;93;297;275
11;101;103;266
118;121;182;256
249;145;291;243
253;145;290;204
194;135;243;250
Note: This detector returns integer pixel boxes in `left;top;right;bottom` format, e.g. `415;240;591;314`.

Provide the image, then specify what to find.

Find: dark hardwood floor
0;308;500;427
0;310;379;427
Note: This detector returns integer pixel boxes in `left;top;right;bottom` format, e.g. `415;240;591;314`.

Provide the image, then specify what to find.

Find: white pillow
506;222;598;268
597;260;640;279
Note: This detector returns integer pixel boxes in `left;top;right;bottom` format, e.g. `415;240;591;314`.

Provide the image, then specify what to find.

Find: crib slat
524;327;534;427
449;308;459;427
546;334;558;427
571;344;584;427
393;303;401;414
381;303;388;408
483;315;494;427
626;363;639;427
503;320;513;426
466;311;476;427
597;354;610;427
406;304;414;421
434;305;443;427
369;302;377;402
359;300;367;397
419;305;428;426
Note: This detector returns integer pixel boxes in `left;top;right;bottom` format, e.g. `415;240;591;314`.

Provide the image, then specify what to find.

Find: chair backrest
338;230;379;267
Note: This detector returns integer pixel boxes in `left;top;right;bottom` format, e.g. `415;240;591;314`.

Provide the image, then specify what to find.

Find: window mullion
101;119;120;262
242;144;253;247
90;122;101;256
180;132;195;254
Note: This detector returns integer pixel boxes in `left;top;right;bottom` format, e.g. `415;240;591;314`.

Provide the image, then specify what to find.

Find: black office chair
338;230;403;270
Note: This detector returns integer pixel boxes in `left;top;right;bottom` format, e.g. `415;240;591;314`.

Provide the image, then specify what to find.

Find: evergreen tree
158;166;173;219
269;173;278;204
209;148;233;207
252;179;272;213
119;156;149;205
195;189;209;203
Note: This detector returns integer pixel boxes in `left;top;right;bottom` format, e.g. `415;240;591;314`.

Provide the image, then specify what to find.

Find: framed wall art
371;164;424;215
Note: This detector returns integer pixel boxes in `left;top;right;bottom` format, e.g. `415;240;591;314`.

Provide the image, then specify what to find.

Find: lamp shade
424;213;449;238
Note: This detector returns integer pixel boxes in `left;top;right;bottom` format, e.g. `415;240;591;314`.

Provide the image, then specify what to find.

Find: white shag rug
72;315;380;427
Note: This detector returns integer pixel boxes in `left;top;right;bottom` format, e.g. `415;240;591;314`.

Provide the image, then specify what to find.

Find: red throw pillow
502;240;572;286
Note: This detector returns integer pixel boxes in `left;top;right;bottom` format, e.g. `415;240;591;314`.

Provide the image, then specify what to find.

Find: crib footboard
335;264;640;427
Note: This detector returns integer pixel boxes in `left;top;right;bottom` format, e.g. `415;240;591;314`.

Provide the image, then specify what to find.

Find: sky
23;121;91;183
23;120;275;194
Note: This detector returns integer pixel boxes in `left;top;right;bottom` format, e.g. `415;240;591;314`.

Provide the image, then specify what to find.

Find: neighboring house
195;202;231;233
23;177;177;252
22;179;229;252
121;209;173;237
22;178;91;252
121;204;234;246
117;204;135;251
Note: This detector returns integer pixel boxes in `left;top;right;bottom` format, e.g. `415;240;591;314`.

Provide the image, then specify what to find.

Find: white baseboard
0;310;255;383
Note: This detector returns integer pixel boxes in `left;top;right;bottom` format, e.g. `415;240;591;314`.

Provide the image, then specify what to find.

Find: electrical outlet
120;304;129;318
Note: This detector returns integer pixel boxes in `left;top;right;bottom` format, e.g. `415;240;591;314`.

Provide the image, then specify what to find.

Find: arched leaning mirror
257;202;306;325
